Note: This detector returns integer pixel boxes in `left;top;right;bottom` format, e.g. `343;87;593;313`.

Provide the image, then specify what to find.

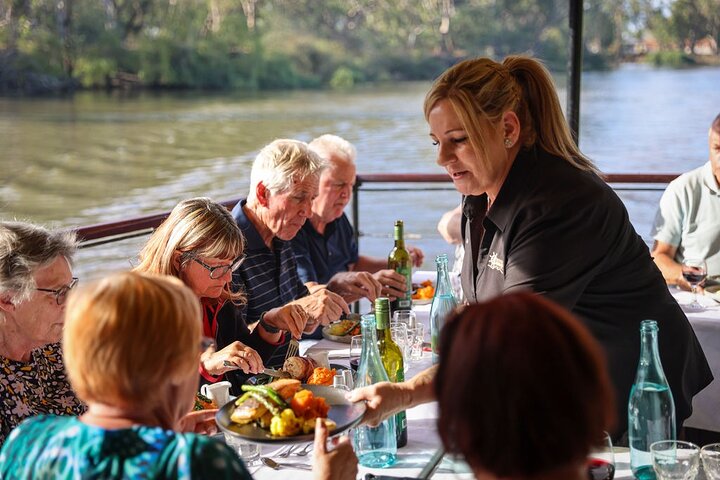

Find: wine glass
349;335;362;375
682;258;707;310
651;440;700;480
587;432;615;480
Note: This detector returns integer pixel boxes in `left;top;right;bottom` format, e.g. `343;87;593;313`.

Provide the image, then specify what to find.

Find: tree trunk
241;0;257;31
439;0;454;55
58;0;74;78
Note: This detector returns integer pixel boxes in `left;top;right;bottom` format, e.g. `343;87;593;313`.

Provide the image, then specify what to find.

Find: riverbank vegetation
1;0;718;94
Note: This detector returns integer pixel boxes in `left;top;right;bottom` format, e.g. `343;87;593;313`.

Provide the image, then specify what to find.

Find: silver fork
284;338;300;361
277;445;298;458
293;443;314;457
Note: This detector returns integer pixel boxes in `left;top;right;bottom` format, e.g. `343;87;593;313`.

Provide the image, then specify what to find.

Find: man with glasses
0;221;86;444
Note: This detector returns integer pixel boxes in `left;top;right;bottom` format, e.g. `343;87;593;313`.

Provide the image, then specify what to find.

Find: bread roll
282;356;317;381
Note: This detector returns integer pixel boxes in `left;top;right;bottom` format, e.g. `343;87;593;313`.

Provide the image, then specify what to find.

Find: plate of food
322;317;361;343
412;279;435;305
216;379;366;444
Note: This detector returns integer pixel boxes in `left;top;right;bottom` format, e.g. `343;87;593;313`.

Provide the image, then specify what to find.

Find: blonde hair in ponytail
424;55;598;176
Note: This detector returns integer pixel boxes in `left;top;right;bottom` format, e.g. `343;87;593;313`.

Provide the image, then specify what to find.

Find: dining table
672;287;720;434
235;276;720;479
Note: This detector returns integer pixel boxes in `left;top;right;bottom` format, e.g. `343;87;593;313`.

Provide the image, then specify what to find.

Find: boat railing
74;173;679;248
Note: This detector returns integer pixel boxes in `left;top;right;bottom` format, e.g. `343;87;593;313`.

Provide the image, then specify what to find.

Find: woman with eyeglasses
135;198;307;390
0;221;87;444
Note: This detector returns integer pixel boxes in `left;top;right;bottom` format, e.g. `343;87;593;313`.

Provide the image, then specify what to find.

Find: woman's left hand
177;409;218;435
201;341;264;375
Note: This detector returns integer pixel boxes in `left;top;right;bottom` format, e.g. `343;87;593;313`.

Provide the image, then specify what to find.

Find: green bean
241;385;289;409
247;391;281;416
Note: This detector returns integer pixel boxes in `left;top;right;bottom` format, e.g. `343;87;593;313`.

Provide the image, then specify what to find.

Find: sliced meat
230;397;267;425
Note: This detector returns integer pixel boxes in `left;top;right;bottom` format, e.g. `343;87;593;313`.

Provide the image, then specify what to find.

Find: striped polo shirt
231;199;310;367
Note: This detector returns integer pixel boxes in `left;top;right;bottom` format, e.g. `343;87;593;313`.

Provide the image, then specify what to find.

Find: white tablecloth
672;288;720;432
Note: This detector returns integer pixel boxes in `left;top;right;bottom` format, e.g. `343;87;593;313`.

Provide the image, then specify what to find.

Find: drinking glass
349;335;362;375
701;443;720;480
390;324;410;368
392;310;417;329
408;323;425;362
224;433;261;465
333;373;350;390
682;258;707;310
587;431;615;480
651;440;700;480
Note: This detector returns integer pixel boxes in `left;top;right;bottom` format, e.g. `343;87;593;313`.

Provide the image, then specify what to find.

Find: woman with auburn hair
135;197;308;388
0;272;357;480
436;293;615;480
422;54;710;437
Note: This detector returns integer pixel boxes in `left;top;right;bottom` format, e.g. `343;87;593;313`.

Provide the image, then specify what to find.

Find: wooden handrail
74;173;679;243
357;173;680;184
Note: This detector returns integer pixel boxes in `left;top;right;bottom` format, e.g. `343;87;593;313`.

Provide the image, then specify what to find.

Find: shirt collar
307;218;338;239
701;161;719;194
234;199;273;252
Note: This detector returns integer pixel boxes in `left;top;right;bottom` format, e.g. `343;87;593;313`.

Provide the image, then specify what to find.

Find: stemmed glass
349;335;362;375
587;432;615;480
682;258;707;310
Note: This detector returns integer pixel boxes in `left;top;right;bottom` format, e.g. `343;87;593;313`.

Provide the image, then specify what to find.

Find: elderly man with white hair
291;134;424;309
231;139;349;367
0;221;86;444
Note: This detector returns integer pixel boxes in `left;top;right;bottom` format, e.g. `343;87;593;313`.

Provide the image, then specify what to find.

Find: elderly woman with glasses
0;221;86;444
135;197;307;388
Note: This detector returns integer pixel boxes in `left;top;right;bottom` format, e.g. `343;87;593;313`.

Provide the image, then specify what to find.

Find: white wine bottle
375;297;408;448
387;220;412;312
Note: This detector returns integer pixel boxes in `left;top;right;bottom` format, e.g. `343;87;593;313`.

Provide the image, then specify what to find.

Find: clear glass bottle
429;253;458;364
374;297;407;448
387;220;412;312
352;313;397;468
629;320;676;480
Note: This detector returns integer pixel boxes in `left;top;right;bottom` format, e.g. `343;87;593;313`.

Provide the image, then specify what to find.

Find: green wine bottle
387;220;412;312
375;297;408;448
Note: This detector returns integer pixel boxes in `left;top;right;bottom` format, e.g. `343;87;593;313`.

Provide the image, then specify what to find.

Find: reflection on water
1;65;719;279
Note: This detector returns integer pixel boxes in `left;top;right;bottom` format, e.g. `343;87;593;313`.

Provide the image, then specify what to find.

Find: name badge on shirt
488;252;504;274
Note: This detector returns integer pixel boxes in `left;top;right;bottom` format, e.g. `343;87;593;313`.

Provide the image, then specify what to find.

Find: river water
1;63;719;279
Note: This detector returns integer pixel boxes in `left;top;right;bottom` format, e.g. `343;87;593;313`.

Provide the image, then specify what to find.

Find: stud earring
504;138;513;148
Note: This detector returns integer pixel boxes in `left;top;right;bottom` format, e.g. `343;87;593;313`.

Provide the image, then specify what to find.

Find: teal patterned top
0;415;252;479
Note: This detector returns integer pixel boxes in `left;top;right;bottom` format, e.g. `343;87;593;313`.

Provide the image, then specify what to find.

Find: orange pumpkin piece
307;367;336;386
290;389;330;420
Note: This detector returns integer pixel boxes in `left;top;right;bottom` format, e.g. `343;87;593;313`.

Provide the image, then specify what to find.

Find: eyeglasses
188;255;245;279
35;277;79;305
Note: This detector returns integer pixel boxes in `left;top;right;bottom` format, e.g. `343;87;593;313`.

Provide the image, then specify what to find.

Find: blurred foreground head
64;272;201;426
436;292;615;478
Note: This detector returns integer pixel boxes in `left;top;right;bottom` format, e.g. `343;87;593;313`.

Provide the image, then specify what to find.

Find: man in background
651;113;720;287
292;134;424;308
